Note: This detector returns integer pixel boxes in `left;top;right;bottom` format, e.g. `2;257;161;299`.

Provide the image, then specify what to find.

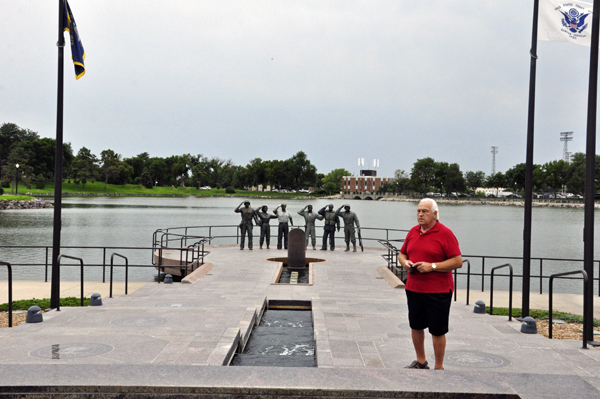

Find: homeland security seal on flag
561;7;590;34
538;0;593;47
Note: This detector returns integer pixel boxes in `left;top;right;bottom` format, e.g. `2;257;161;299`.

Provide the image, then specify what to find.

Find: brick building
342;171;394;193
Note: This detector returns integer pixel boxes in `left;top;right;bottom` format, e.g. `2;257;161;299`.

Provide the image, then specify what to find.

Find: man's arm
234;202;244;213
413;255;463;274
318;207;326;216
398;252;414;273
289;214;293;226
353;214;360;229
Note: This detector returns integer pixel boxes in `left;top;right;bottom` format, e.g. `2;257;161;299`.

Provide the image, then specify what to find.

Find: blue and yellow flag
63;0;85;79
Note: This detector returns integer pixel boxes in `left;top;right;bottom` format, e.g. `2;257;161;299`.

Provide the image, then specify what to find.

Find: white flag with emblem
538;0;593;46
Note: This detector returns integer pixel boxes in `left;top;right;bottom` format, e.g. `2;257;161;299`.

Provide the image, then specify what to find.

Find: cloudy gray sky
0;1;596;177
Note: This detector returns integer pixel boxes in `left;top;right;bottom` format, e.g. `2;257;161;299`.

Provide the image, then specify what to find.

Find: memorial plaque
287;229;306;269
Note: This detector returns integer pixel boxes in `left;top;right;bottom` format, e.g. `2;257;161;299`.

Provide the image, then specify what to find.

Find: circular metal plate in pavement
445;351;510;368
30;343;113;359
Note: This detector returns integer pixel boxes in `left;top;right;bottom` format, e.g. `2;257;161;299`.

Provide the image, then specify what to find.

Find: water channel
0;196;599;295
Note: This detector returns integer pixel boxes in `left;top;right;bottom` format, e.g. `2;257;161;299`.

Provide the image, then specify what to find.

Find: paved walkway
0;245;599;398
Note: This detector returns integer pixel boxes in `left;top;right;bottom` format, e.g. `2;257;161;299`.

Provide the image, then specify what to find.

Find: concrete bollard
473;300;486;314
26;306;43;323
90;293;103;306
521;316;537;334
164;274;173;284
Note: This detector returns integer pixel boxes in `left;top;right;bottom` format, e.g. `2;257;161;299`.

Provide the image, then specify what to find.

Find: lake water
0;196;598;295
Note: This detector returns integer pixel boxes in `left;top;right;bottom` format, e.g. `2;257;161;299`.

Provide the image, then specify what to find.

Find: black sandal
405;360;429;369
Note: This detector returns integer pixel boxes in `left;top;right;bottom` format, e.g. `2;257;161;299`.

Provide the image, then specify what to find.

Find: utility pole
491;146;499;175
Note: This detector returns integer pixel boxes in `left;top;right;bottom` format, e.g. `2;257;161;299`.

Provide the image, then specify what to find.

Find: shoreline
2;193;596;209
379;197;600;209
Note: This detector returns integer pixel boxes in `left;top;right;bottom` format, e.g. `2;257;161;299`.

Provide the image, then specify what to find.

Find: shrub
35;175;46;189
0;187;4;195
1;180;9;188
225;186;236;194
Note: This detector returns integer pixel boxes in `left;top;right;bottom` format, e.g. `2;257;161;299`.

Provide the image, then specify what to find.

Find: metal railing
453;259;471;304
56;254;85;310
489;263;514;321
549;269;589;347
110;253;129;298
459;254;600;297
0;261;12;328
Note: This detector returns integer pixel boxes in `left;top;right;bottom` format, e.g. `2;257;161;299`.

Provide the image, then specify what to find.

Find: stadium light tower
560;131;573;163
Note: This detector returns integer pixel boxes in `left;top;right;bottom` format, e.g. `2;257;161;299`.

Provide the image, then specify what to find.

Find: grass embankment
8;181;319;197
0;195;34;201
489;307;600;326
0;297;91;311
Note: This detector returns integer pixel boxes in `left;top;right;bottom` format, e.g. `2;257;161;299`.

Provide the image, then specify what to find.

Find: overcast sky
0;1;597;177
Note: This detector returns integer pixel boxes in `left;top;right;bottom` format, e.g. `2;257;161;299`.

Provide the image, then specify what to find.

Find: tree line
2;122;597;196
0;122;339;192
381;156;600;196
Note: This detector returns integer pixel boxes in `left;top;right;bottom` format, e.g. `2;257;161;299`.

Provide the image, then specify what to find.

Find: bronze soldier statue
234;200;258;250
298;205;324;250
274;203;293;250
318;204;340;251
336;204;360;252
256;205;278;249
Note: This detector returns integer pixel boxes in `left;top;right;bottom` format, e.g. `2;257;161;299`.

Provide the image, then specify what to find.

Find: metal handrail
110;253;129;298
0;261;12;328
56;254;85;310
489;263;513;321
549;269;588;348
453;259;471;304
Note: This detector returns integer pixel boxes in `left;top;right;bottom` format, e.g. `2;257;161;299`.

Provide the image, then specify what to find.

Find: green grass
17;181;314;197
0;195;34;201
0;297;91;311
487;306;600;327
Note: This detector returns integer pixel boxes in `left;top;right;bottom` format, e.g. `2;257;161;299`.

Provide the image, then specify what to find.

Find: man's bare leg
411;329;427;364
432;334;446;369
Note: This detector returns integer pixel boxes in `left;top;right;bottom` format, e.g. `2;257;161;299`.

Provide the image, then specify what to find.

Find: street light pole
15;164;19;196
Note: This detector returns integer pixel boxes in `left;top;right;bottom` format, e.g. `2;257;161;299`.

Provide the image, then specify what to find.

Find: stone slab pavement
0;245;598;398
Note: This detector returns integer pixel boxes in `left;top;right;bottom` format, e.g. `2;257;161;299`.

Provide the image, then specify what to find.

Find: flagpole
582;0;600;348
51;0;65;309
522;0;540;318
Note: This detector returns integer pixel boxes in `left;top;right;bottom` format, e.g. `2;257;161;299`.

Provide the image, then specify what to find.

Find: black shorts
405;289;452;336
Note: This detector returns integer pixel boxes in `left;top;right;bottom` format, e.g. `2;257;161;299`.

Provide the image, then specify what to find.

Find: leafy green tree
100;149;123;189
504;163;526;193
246;158;266;189
1;147;34;194
124;152;151;182
287;151;317;190
71;147;99;189
433;161;449;193
410;157;436;194
464;171;486;192
542;160;569;197
0;123;39;177
394;169;410;194
565;152;600;194
444;163;466;194
321;168;350;195
486;172;506;195
149;158;170;186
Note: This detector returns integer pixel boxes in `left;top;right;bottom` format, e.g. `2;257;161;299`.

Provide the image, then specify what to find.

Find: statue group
234;201;361;252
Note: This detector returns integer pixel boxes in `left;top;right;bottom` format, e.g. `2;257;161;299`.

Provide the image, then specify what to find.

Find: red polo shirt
400;221;461;293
